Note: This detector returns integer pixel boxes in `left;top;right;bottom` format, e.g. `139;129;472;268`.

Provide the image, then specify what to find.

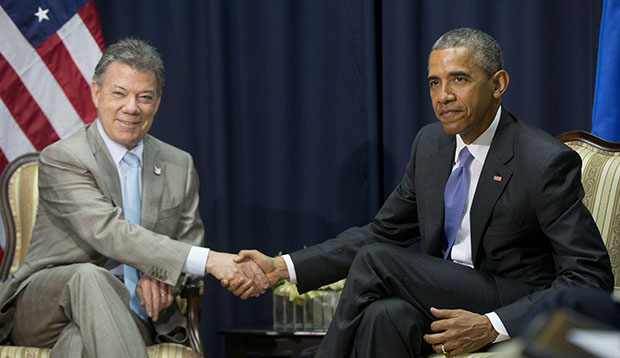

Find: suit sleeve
495;148;613;335
37;143;195;286
290;127;426;293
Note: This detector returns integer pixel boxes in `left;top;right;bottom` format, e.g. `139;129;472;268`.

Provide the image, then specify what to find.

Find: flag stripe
0;149;8;173
0;0;103;262
0;99;37;160
0;5;84;139
0;53;60;150
57;11;102;87
78;0;105;52
35;33;97;124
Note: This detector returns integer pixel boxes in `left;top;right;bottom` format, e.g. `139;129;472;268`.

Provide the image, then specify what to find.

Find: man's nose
123;96;139;114
439;83;456;103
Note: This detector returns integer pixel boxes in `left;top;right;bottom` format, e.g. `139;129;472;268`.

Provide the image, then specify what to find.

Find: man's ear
492;70;509;99
91;81;100;109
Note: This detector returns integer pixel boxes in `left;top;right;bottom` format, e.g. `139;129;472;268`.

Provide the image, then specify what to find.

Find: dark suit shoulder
507;112;575;166
414;122;446;144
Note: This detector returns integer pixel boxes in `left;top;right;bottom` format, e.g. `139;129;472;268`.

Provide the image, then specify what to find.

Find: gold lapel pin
153;166;162;175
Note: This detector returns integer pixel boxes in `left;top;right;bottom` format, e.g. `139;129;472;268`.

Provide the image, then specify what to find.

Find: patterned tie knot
458;147;473;169
122;151;140;168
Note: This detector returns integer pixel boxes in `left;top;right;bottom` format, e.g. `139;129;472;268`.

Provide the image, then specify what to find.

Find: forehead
101;61;157;91
427;47;479;75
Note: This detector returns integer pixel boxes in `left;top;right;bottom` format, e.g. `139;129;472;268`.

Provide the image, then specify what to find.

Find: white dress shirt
96;120;209;276
283;106;509;341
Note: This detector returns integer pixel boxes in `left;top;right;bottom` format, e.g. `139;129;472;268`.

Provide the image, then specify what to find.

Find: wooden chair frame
557;130;620;152
0;152;39;280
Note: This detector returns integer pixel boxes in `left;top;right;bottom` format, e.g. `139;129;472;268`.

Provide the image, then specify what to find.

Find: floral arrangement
272;279;346;306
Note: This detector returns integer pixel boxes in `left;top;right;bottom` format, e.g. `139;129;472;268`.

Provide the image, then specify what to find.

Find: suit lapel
470;112;515;266
425;132;455;255
86;123;123;208
141;135;164;231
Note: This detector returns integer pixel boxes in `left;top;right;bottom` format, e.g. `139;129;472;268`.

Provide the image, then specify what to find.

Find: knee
71;263;107;277
69;263;117;285
355;243;395;266
363;297;418;324
66;263;127;297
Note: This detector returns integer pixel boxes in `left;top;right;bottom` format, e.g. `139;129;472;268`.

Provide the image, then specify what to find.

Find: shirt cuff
485;312;510;343
183;246;210;275
282;254;297;285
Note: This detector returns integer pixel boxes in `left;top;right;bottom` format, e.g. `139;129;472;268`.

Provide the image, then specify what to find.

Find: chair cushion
0;345;49;358
147;343;201;358
565;140;620;289
0;343;200;358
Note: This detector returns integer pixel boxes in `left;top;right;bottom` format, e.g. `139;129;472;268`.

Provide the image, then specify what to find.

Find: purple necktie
443;147;473;260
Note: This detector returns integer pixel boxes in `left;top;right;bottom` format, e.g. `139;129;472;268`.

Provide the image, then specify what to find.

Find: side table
217;328;326;358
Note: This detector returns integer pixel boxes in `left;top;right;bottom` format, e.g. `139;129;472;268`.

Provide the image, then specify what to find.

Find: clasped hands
207;250;288;300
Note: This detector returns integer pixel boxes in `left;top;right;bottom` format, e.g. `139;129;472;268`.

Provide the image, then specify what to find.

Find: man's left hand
423;307;498;357
136;275;174;322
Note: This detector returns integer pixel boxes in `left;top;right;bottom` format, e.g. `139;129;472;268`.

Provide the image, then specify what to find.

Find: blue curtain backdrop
92;1;602;356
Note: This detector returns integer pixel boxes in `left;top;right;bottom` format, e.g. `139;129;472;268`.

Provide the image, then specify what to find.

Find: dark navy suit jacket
290;109;613;335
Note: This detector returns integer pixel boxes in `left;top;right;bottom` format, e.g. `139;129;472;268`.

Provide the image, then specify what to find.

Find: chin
440;123;462;136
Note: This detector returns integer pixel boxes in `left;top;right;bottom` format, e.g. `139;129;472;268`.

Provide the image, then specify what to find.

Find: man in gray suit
234;28;613;357
0;38;266;357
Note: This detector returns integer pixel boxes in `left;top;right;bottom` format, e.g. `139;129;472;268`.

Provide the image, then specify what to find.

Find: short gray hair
431;28;503;75
93;38;164;96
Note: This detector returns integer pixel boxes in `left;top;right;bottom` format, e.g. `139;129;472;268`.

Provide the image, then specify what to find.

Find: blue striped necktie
443;147;473;260
122;151;148;320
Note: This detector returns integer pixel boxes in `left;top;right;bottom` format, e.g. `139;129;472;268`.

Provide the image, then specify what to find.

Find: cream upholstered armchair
0;153;204;358
557;130;620;292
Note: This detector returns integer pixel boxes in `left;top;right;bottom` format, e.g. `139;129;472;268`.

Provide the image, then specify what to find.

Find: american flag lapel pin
493;175;502;182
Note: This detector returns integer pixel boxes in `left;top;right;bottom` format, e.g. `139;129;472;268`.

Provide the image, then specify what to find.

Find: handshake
205;249;289;299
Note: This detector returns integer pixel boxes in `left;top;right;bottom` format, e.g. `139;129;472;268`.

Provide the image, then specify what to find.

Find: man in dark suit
235;28;613;357
0;38;266;357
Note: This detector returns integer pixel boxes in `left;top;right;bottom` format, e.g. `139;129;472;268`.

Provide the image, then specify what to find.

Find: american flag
0;0;104;262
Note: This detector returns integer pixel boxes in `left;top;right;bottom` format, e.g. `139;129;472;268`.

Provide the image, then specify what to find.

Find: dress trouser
314;243;536;358
10;263;153;358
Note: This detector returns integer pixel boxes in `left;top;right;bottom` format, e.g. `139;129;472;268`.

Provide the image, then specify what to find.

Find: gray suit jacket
290;109;613;335
0;123;204;342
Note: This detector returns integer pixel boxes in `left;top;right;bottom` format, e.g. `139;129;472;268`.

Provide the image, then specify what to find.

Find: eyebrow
111;85;155;94
427;71;472;82
448;71;471;78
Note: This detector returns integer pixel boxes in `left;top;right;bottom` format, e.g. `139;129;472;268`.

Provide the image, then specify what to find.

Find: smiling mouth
117;119;140;126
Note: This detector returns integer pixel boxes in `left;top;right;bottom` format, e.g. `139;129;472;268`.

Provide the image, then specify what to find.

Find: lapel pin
493;175;502;182
153;166;162;176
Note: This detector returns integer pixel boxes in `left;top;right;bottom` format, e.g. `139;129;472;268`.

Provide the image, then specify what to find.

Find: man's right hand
205;250;269;299
234;249;290;288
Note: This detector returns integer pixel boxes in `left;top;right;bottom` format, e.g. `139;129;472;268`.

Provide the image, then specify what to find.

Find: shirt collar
96;119;144;166
454;106;501;165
